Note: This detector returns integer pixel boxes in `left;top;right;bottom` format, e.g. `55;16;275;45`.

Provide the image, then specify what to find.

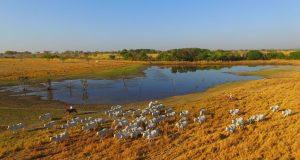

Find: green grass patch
93;64;145;79
0;64;146;86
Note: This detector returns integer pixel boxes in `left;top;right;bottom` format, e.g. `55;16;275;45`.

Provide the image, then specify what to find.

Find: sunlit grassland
1;72;299;159
0;60;300;159
93;64;145;79
0;58;145;86
234;65;300;78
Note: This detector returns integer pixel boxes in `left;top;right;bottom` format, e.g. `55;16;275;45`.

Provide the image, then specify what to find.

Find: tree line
1;48;300;61
119;48;300;61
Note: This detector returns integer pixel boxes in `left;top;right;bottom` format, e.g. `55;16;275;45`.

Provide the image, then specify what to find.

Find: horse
66;108;78;114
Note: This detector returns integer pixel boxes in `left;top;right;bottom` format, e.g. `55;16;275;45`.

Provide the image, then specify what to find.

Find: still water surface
1;65;273;104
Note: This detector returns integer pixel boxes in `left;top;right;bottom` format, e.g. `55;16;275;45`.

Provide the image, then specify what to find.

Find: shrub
289;52;300;59
246;50;264;60
109;54;116;60
264;51;286;59
120;49;150;61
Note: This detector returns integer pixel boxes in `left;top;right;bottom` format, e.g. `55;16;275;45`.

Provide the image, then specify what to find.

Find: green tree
246;50;264;60
289;51;300;59
265;51;286;59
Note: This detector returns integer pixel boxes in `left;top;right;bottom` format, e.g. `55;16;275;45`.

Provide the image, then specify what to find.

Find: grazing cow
61;120;77;129
255;114;265;122
44;121;56;129
146;122;156;130
149;101;159;108
248;114;265;124
179;110;190;117
165;108;174;114
199;108;206;116
270;105;280;112
232;117;244;128
82;121;97;132
94;118;107;124
8;123;25;132
282;109;292;117
146;129;160;140
81;117;93;124
114;131;129;139
176;120;188;131
151;110;160;117
50;131;69;143
39;113;52;121
142;129;160;140
229;109;240;116
68;117;81;124
97;128;112;139
167;111;176;117
194;115;206;124
225;124;236;133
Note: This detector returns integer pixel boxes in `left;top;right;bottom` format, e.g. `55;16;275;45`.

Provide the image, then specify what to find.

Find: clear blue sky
0;0;300;52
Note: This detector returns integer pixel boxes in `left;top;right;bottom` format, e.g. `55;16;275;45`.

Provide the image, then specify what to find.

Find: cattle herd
7;102;293;144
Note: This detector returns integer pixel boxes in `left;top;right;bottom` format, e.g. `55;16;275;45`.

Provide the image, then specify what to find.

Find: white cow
194;115;206;124
248;114;265;124
39;113;52;121
225;124;236;133
146;129;160;140
81;117;93;124
97;128;112;139
282;109;292;117
69;117;81;124
82;121;97;132
94;118;107;124
44;121;56;129
199;108;206;116
114;131;129;139
50;131;69;143
270;105;280;112
229;109;240;116
167;111;176;117
7;123;25;132
176;120;188;130
179;110;190;117
232;117;244;128
61;120;77;129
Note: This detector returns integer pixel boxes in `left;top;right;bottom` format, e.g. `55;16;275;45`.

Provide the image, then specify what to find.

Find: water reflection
1;65;274;105
169;65;226;73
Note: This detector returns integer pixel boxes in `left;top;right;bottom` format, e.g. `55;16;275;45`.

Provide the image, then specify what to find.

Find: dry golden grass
0;66;299;159
2;58;300;84
0;58;144;85
1;60;300;159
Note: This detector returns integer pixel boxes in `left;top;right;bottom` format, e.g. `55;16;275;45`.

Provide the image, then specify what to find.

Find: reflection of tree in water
46;78;52;90
168;65;233;74
81;79;89;105
47;88;53;100
46;72;53;90
18;75;29;92
65;80;73;97
171;66;198;73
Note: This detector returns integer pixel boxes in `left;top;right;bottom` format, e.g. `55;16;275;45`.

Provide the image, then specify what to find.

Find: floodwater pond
1;65;273;105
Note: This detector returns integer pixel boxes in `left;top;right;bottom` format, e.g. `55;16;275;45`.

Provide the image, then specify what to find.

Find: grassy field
0;58;145;86
0;59;300;159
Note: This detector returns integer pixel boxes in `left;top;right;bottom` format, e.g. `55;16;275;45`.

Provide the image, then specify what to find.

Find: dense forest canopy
0;48;299;61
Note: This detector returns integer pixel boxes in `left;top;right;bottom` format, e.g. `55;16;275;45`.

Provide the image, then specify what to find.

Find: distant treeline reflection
160;66;230;73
